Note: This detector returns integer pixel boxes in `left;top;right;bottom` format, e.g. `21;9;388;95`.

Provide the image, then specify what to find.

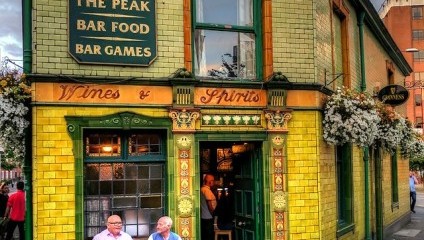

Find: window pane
196;0;253;26
413;7;423;19
86;133;121;157
129;134;163;156
86;164;99;180
86;181;99;195
194;30;256;79
84;163;165;239
113;181;125;194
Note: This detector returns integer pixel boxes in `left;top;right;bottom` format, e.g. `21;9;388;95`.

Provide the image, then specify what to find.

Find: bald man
148;216;182;240
93;215;133;240
200;174;216;240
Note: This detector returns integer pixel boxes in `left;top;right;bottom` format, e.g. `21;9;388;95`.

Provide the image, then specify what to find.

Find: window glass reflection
196;0;253;26
194;30;256;79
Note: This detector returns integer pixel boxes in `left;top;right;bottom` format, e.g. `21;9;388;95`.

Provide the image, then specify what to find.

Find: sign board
377;84;409;106
69;0;157;66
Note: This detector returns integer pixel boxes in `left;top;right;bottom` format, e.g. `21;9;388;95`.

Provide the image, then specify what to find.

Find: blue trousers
410;191;417;212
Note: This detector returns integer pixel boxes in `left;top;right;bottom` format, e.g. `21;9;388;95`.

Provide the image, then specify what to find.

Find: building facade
380;0;424;134
25;0;412;240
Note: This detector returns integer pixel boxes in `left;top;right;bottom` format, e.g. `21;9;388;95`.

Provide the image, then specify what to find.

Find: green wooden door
233;147;261;240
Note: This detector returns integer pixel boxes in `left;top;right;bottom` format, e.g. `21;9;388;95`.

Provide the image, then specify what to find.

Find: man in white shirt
200;174;217;240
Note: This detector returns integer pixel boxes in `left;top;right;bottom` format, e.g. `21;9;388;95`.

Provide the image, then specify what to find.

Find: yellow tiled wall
32;107;169;240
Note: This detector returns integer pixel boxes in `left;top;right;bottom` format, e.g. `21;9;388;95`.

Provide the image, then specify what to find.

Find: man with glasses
93;215;133;240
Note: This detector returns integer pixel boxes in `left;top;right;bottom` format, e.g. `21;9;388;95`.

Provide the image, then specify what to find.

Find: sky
0;0;385;68
0;0;23;67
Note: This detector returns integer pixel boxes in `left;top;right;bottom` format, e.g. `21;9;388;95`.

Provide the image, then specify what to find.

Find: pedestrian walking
410;171;419;213
0;183;9;240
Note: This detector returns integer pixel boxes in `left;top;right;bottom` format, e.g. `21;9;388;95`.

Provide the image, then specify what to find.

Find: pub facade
25;0;413;239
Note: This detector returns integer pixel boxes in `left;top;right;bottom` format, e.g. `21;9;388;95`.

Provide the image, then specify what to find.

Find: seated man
93;215;133;240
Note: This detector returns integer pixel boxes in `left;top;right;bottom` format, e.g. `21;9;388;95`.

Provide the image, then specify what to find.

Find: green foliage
410;156;424;171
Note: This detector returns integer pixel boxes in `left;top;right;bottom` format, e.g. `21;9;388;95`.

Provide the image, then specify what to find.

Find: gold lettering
77;0;106;8
111;22;149;34
77;20;106;32
143;47;151;57
104;45;149;57
111;0;150;11
382;95;405;101
76;44;102;55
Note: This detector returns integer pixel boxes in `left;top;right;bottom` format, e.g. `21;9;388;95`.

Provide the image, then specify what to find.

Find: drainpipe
22;0;33;239
358;11;371;240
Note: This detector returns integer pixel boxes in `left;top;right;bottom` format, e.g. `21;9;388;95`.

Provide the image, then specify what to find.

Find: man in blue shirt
410;171;419;213
148;216;181;240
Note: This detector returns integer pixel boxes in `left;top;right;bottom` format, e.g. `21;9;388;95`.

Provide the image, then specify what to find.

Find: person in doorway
93;215;133;240
215;188;234;231
410;171;419;213
3;181;25;240
201;174;217;240
148;216;181;240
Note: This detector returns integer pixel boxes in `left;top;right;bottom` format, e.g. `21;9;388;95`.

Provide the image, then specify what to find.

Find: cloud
0;0;22;62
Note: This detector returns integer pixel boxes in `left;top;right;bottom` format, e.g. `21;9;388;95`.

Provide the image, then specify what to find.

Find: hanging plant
0;68;31;165
398;118;424;158
323;87;380;147
374;103;403;153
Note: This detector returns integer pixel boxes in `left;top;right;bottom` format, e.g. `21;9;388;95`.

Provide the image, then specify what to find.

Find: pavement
390;184;424;240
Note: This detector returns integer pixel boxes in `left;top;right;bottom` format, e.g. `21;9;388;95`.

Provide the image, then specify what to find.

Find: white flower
0;69;31;165
323;87;380;147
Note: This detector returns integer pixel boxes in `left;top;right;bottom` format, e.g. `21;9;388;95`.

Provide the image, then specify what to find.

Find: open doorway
200;141;262;240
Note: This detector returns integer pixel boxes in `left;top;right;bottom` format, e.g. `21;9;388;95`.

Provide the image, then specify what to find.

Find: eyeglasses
108;222;123;226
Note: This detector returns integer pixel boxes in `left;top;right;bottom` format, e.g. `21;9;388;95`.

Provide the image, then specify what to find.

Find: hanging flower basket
398;118;424;158
323;87;380;147
0;69;31;164
374;103;403;153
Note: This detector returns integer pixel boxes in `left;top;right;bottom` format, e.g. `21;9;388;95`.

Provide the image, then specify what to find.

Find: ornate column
265;110;292;240
169;108;200;240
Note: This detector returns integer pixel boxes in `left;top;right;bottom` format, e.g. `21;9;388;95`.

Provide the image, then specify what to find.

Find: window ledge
392;202;400;211
337;223;355;237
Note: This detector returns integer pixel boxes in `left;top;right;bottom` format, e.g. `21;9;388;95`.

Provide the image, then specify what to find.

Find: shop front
33;79;292;240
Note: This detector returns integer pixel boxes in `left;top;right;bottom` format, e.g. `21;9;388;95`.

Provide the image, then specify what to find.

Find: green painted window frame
65;112;172;240
336;144;354;236
191;0;263;80
391;152;399;207
84;130;166;162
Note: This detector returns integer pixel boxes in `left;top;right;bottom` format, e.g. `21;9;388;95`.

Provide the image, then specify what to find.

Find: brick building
24;0;412;240
380;0;424;134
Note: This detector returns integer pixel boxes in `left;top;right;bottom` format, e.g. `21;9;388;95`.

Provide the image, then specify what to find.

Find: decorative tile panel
169;109;200;133
270;133;287;240
201;114;261;126
265;110;292;132
174;134;194;239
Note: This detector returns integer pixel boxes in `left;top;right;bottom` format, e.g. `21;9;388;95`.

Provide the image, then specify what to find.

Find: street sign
68;0;157;66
